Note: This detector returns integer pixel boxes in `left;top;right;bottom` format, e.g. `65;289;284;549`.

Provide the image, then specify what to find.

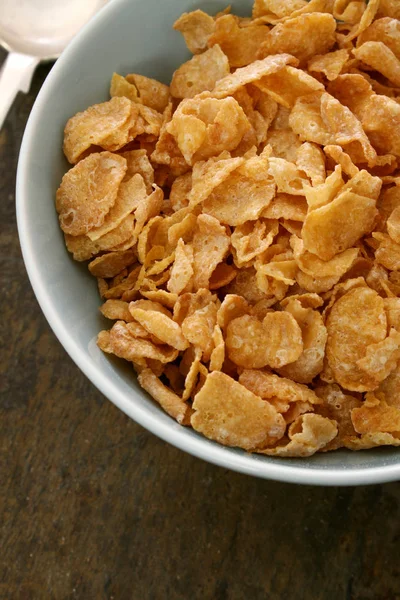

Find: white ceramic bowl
17;0;400;485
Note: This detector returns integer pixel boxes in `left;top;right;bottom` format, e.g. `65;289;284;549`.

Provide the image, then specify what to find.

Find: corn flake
107;320;179;363
181;300;218;361
258;413;338;457
65;214;135;262
211;53;298;99
167;97;250;164
255;66;324;108
89;249;136;278
308;49;350;81
326;287;387;391
63;97;133;164
226;312;303;369
171;45;229;99
124;74;170;113
173;9;216;54
138;368;189;424
302;190;378;261
167;239;194;295
257;13;336;64
208;14;270;68
56;152;127;236
191;371;286;450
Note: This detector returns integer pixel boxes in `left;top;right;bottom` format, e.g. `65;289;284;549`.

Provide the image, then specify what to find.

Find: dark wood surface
1;48;400;600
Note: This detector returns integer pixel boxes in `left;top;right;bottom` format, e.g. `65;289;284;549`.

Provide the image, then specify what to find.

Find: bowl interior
17;0;400;485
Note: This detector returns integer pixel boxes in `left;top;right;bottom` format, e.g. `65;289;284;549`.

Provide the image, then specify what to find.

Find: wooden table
1;49;400;600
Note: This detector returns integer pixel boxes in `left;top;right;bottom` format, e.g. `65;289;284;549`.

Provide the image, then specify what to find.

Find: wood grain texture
1;48;400;600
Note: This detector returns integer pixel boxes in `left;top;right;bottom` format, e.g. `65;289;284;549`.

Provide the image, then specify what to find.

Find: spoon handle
0;52;40;129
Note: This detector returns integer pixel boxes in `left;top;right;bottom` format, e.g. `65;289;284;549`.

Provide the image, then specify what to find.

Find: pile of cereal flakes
56;0;400;456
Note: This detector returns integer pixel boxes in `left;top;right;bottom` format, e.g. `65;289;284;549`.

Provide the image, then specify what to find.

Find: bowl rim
16;0;400;486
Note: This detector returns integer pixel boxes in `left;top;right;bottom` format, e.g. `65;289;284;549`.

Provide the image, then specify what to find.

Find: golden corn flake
314;384;362;451
173;9;216;54
253;0;308;20
189;154;244;208
290;92;377;165
110;72;139;103
373;232;400;271
226;312;303;369
209;324;225;372
308;49;350;81
266;129;301;161
302;190;378;261
191;215;230;289
296;269;342;294
239;369;320;405
258;413;338;457
167;96;250;164
326;287;387;392
87;173;147;241
384;298;400;333
167;239;194;295
170;45;229;99
211;53;298;98
296;142;326;185
387;205;400;244
217;294;251;330
257;13;336;64
65;214;135;262
277;298;327;383
289;92;333;146
331;77;400;158
191;371;286;450
100;299;136;323
121;149;154;193
345;432;400;450
333;0;366;24
257;259;297;286
124;73;170;113
63;97;133;164
377;186;400;232
56;152;127;236
107;320;179;363
341;0;381;43
209;263;237;289
130;307;189;351
133;185;164;241
358;17;400;57
138;368;189;424
268;157;308;195
351;394;400;435
181;301;218;362
354;41;400;88
173;288;216;325
129;298;172;317
170;172;192;212
231;219;279;266
292;236;359;278
208;14;270;68
182;347;203;401
89;249;136;278
262;193;308;221
255;66;324;108
203;153;276;225
356;328;400;385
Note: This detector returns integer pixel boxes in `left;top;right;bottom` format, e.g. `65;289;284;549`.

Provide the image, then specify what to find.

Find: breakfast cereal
55;0;400;456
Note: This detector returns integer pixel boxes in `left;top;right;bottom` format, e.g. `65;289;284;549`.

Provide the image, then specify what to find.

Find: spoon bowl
0;0;108;128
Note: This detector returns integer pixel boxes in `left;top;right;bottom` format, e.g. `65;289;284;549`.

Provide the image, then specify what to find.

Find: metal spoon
0;0;109;128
